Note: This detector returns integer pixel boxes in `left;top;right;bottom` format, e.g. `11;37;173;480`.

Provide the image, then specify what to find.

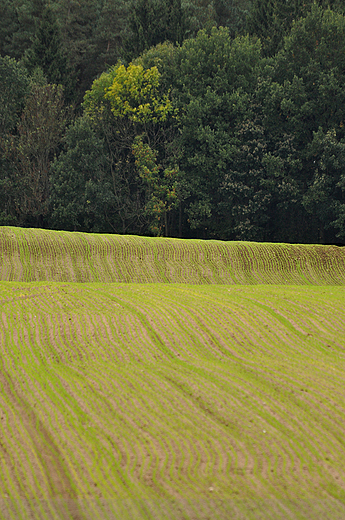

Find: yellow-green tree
83;62;173;124
105;63;173;123
82;61;178;235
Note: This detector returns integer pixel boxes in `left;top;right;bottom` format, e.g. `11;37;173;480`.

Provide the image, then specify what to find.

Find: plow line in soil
1;227;345;285
0;283;345;519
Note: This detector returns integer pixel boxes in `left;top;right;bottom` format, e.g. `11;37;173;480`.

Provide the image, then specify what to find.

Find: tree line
1;0;345;243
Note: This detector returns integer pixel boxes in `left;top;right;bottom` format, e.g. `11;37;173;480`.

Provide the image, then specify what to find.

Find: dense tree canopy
1;0;345;243
0;55;30;225
259;5;345;241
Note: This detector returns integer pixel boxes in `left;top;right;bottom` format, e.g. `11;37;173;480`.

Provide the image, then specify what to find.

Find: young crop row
0;226;345;284
1;283;345;519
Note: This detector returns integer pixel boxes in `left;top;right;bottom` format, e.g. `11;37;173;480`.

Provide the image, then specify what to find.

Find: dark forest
1;0;345;243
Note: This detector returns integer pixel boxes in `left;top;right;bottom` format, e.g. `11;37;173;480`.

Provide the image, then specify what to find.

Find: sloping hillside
1;228;345;519
0;226;344;284
1;283;345;519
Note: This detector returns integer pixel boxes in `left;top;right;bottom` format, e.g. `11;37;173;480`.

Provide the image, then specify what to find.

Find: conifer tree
123;0;190;60
247;0;345;57
24;5;71;92
0;0;46;60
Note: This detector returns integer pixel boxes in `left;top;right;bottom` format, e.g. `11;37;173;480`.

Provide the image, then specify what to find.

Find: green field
1;226;345;284
0;227;345;520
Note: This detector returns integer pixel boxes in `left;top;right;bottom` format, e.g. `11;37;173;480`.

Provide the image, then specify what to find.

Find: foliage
0;0;46;60
7;81;67;226
83;67;148;234
2;2;345;242
82;60;178;235
0;55;30;226
105;63;173;123
174;28;262;235
123;0;191;60
188;0;250;36
0;55;29;134
247;0;307;57
50;116;112;232
303;128;345;240
93;0;130;67
132;136;180;235
259;5;345;242
53;0;125;105
220;119;271;240
247;0;344;57
84;61;174;123
23;5;70;91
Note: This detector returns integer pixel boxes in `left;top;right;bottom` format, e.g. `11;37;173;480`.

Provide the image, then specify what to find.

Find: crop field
1;226;345;284
0;228;345;520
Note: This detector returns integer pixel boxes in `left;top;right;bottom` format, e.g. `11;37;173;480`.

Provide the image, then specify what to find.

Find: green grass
0;228;345;519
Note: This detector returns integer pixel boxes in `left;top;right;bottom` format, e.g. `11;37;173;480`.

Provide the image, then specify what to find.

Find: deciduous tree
9;81;67;226
0;55;29;225
261;5;345;242
132;136;180;235
174;27;262;236
50;116;111;232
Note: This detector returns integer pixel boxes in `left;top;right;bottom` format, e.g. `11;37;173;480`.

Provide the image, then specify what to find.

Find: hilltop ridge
0;226;344;284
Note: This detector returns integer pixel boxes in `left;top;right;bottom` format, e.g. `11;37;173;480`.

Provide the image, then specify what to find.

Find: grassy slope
1;226;345;284
0;228;345;520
